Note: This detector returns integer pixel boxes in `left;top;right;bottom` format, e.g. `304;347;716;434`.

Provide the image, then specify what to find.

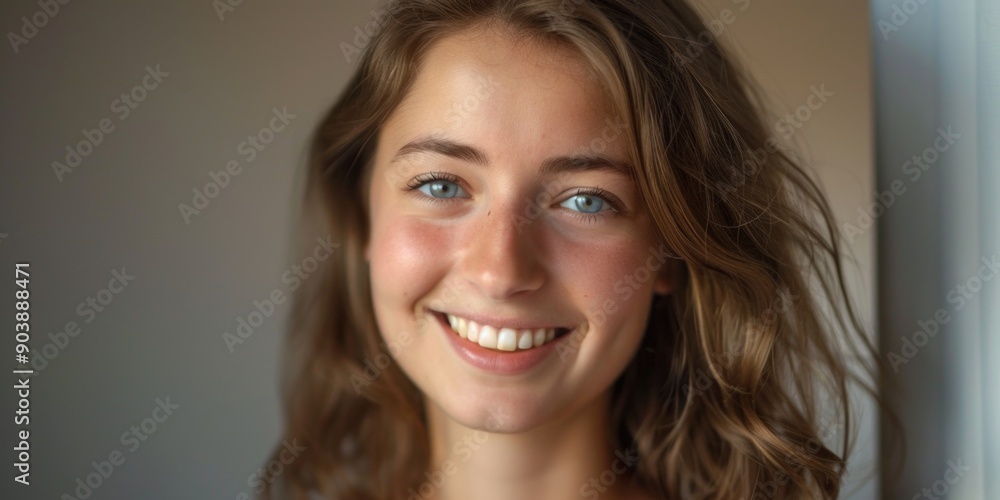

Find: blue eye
405;172;469;201
560;193;606;214
419;179;466;199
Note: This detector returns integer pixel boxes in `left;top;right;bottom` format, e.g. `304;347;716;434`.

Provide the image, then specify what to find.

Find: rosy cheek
553;239;657;323
369;215;453;300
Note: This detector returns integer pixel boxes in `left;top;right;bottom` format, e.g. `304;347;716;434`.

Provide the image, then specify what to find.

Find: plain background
871;0;998;498
1;0;883;498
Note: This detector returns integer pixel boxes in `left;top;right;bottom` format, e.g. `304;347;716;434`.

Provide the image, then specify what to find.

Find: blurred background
0;0;996;498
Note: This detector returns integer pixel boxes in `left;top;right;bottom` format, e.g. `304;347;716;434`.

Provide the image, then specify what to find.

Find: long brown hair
265;1;893;498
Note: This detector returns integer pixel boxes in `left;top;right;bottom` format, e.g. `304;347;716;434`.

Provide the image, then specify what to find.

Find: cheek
557;239;661;380
368;215;452;315
557;239;659;321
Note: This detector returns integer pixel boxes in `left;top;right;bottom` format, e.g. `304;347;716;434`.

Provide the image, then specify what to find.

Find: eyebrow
390;136;634;179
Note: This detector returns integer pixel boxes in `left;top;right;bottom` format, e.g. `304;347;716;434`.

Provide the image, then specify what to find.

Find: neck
418;389;641;500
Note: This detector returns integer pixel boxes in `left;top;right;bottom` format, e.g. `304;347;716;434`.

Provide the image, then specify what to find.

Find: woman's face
365;27;672;431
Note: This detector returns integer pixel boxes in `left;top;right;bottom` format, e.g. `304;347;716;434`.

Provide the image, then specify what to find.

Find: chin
429;387;558;433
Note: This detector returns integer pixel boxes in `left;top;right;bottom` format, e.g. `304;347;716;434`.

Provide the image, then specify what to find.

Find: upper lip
432;309;572;331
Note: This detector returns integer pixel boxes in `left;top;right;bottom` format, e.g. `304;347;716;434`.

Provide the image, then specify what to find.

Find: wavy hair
264;0;894;498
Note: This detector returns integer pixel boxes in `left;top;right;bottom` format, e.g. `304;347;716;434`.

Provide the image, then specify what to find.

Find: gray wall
873;0;998;498
1;1;376;498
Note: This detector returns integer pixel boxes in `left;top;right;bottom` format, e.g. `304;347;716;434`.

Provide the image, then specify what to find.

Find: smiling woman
264;1;889;499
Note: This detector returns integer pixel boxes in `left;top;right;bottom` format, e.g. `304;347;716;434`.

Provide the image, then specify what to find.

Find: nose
455;203;547;301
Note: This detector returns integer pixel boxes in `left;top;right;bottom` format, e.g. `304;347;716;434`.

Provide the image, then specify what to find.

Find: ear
653;272;673;295
653;259;680;295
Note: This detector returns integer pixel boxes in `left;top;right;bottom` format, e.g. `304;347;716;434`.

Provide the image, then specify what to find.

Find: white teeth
533;329;546;347
467;321;479;342
517;330;534;350
445;313;561;352
478;325;498;349
497;328;517;351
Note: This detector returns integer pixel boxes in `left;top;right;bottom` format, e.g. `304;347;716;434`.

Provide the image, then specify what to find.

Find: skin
365;25;669;500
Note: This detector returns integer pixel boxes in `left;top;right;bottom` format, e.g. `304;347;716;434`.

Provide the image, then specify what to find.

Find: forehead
379;26;627;168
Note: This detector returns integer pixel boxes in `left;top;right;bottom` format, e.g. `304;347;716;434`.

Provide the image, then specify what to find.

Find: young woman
266;1;890;498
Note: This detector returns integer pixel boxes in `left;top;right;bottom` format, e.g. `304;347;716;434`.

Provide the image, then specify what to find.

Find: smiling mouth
432;311;572;352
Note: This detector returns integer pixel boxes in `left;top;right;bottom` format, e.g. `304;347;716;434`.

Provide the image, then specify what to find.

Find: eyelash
403;172;624;223
404;172;464;206
564;187;623;224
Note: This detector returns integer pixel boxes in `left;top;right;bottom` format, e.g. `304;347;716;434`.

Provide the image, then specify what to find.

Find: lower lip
434;312;570;376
